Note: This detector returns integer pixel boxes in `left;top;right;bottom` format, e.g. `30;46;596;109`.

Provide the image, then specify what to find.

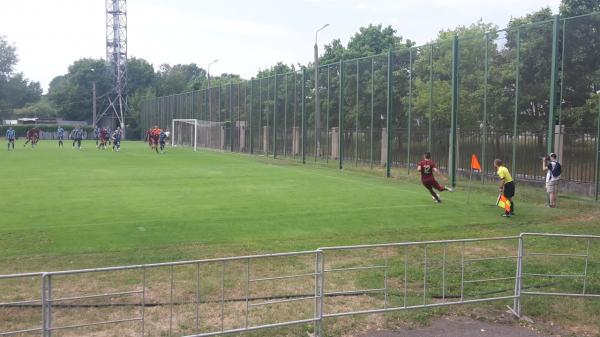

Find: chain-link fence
141;12;600;199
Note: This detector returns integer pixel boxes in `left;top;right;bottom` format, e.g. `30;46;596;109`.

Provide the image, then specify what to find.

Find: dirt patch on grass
358;316;560;337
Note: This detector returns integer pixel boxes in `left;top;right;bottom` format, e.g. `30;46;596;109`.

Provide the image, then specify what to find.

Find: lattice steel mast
98;0;127;135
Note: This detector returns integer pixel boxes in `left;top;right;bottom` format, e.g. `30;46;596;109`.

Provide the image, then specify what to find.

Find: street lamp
207;59;219;89
314;24;329;157
90;68;97;128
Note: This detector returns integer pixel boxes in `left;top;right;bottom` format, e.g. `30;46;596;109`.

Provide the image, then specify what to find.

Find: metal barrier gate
1;233;598;337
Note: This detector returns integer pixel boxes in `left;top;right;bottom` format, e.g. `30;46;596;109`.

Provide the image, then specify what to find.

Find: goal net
171;119;227;151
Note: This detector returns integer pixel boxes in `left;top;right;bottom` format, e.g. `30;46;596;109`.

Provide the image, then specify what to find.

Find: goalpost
171;119;228;152
172;119;198;151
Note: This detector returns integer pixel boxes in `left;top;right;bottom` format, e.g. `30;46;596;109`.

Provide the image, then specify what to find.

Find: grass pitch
0;140;597;273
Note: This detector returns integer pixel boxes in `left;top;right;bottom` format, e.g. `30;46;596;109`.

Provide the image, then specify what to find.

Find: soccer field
0;140;597;274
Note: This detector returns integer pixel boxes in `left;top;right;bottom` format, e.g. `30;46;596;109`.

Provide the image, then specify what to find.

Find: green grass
0;140;598;274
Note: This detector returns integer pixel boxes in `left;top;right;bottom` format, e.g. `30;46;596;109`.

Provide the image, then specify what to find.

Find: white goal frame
172;119;198;151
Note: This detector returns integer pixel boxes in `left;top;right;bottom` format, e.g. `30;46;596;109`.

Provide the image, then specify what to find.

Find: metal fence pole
42;273;52;337
315;251;325;337
355;60;359;167
339;60;344;170
428;44;434;152
450;36;459;187
386;50;393;178
482;33;489;183
141;267;146;337
370;58;375;169
302;68;307;164
513;236;524;317
512;29;521;176
250;79;254;154
407;48;413;175
547;15;561;154
230;82;234;152
596;92;600;201
327;66;331;163
274;74;278;158
284;74;288;157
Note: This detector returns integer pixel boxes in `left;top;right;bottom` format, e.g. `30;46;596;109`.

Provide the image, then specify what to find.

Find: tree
0;36;42;114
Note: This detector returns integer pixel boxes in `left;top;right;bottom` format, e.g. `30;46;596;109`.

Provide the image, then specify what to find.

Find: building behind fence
141;12;600;199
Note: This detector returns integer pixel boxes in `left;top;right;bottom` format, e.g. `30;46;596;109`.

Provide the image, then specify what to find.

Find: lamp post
314;24;329;157
90;68;97;128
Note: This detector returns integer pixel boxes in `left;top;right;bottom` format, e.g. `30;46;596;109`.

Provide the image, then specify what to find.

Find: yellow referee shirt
497;166;513;183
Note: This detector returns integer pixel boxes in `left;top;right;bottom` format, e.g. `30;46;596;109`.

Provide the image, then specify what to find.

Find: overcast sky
0;0;561;92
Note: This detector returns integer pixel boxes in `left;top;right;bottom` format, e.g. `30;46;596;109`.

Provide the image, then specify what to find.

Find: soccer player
6;126;16;150
23;127;39;148
57;127;65;148
98;128;108;149
70;125;84;150
494;159;515;217
94;127;100;147
149;125;161;153
112;127;122;152
159;129;168;153
417;152;453;203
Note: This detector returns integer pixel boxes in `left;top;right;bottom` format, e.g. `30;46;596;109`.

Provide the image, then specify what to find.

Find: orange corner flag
497;195;512;212
471;154;481;171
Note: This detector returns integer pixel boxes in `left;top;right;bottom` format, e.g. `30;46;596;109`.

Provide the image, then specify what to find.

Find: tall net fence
141;12;600;199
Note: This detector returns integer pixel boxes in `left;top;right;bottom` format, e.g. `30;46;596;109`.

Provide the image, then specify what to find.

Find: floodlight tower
99;0;128;136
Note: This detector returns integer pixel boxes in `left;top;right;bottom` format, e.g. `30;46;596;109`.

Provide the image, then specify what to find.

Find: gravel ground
358;316;563;337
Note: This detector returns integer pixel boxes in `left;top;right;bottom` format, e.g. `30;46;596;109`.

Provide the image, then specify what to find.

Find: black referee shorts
504;181;515;198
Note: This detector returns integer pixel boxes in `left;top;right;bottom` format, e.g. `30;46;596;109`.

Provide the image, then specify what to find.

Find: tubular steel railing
1;233;599;337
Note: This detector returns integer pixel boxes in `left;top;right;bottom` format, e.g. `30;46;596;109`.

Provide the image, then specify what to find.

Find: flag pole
467;168;473;203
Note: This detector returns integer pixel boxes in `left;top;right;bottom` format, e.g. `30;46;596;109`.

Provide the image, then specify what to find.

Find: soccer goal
171;119;228;151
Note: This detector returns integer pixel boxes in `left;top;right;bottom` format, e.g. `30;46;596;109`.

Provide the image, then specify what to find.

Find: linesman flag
471;154;481;171
497;194;512;212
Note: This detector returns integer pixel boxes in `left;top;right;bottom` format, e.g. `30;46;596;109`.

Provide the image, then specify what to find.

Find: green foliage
0;36;42;113
13;97;58;118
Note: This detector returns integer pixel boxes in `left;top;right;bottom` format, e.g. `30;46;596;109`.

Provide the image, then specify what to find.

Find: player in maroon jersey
23;127;40;148
417;152;453;203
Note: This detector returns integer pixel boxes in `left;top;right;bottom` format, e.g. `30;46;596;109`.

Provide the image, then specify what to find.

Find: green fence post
548;14;561;154
250;79;254;154
230;82;234;152
450;36;459;187
273;74;278;158
302;68;306;164
407;48;413;175
370;57;374;169
386;50;393;178
428;44;434;152
284;74;288;157
339;60;345;170
482;33;489;184
355;60;360;167
512;29;520;176
327;66;331;164
596;93;600;201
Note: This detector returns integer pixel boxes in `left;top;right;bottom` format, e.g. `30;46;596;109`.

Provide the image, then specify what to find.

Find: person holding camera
543;153;561;208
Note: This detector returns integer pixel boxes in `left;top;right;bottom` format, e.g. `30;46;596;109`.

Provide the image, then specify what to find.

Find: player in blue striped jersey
6;127;16;150
57;127;65;148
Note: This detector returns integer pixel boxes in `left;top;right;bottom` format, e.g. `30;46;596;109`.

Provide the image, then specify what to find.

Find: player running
98;128;109;149
57;127;65;148
6;126;16;150
23;127;40;148
417;152;453;203
159;129;169;153
70;125;84;150
148;125;161;153
112;127;122;152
